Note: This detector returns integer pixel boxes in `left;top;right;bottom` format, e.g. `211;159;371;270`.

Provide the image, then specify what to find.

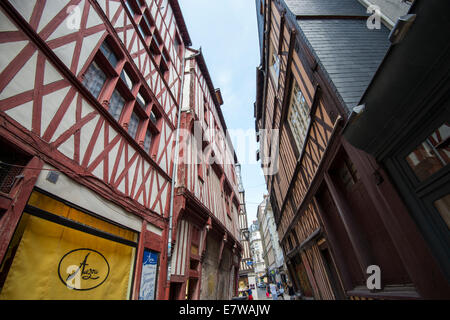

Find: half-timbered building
236;164;254;290
255;0;450;300
167;48;242;300
0;0;242;300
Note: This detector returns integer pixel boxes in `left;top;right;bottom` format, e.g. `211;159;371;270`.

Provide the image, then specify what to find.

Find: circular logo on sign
58;248;110;291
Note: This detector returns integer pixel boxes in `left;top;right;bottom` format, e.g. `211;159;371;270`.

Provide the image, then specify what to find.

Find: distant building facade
257;195;287;284
236;164;254;291
249;220;266;282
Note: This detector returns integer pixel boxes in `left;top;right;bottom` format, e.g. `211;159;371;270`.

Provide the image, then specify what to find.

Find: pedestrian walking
246;286;253;300
269;282;278;300
287;282;295;300
277;283;285;300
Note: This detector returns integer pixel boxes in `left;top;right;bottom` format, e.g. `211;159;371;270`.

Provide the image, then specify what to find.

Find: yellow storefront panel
0;191;137;300
27;191;137;243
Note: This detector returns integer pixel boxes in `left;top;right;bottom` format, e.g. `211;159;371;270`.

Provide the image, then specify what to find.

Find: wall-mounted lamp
389;14;416;45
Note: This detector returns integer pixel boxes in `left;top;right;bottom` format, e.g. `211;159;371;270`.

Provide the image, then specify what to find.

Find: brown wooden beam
323;172;373;275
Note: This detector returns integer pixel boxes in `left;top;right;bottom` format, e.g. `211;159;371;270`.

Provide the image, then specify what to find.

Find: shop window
0;191;138;299
287;79;310;155
406;122;449;182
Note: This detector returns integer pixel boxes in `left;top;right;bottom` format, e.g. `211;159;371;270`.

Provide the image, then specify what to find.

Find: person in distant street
246;286;253;300
266;285;270;298
277;283;285;299
287;281;295;300
269;282;278;300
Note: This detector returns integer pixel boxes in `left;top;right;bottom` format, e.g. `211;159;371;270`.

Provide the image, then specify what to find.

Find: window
149;110;157;125
203;99;208;126
99;41;119;68
82;61;106;98
128;112;140;139
287;80;310;154
120;67;135;91
81;35;166;159
269;43;280;85
125;0;142;18
109;89;126;121
406;123;449;182
143;129;153;153
434;194;450;229
136;90;148;111
138;11;153;43
338;155;359;189
174;34;182;57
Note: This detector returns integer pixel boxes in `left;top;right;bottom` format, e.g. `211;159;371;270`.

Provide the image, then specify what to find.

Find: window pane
288;81;310;152
406;123;450;181
82;61;106;98
136;91;147;110
120;69;134;90
128;112;140;139
100;42;119;68
162;50;169;66
174;36;181;55
150;111;157;125
144;129;152;152
125;0;135;17
138;25;146;40
109;90;126;121
152;34;160;48
434;194;450;229
142;14;152;31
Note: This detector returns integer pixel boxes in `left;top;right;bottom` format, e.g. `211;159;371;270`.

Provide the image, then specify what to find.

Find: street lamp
242;229;250;241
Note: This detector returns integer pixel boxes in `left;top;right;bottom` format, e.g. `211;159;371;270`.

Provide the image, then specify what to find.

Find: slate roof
285;0;369;16
283;0;391;112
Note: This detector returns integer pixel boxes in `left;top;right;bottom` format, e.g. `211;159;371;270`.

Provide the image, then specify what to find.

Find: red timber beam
0;156;43;263
0;0;173;184
217;232;228;265
196;217;212;300
0;113;166;230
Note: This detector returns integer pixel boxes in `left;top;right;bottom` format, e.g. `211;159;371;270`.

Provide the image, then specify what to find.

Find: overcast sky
178;0;267;223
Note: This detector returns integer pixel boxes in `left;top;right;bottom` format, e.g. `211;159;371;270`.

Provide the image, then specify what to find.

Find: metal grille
0;162;22;194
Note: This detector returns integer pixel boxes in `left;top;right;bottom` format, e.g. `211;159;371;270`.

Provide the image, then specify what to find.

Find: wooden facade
255;0;450;300
168;48;242;300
